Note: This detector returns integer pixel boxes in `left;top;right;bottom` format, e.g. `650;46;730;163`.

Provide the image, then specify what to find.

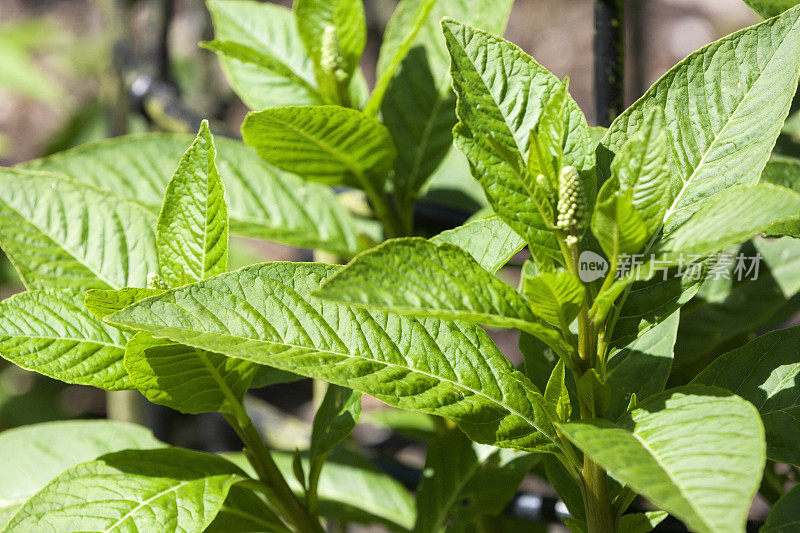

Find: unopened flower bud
556;166;587;239
320;25;348;84
146;272;169;290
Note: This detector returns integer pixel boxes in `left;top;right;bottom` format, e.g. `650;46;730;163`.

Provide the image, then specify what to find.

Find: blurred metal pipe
594;0;625;126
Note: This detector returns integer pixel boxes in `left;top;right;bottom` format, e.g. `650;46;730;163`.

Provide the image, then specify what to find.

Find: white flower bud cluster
146;272;169;290
320;25;348;84
556;166;587;246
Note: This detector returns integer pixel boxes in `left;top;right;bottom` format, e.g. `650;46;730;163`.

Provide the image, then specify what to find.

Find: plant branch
224;409;324;533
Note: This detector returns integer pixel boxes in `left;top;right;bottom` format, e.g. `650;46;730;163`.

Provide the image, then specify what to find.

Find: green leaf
453;448;539;522
0;420;161;519
242;105;397;191
271;450;415;531
366;0;439;119
560;386;766;533
652;183;800;259
4;448;243;533
762;484;800;532
124;331;257;415
84;287;163;321
523;271;585;328
744;0;800;18
592;181;649;261
429;216;525;274
544;359;571;422
672;237;800;379
575;370;610;417
527;80;569;188
295;0;366;81
22;134;361;256
414;429;477;533
308;385;361;507
106;262;560;452
762;155;800;192
0;289;132;390
599;5;800;234
609;106;672;237
693;325;800;466
206;0;321;109
0;169;159;290
315;238;570;355
376;0;513;198
444;20;594;264
207;486;289;533
599;182;800;326
617;512;668;533
605;310;679;416
414;429;538;531
157;121;228;285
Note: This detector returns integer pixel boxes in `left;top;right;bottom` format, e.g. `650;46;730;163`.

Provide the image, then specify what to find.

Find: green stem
224;411;323;533
362;181;401;239
582;456;617;533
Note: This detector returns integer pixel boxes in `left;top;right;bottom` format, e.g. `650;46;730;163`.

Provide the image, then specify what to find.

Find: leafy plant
2;1;800;532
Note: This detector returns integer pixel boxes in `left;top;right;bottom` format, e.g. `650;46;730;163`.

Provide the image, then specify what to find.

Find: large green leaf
762;484;800;532
599;5;800;233
242;106;397;191
0;169;158;290
106;262;560;452
414;429;478;533
444;20;594;263
206;0;321;109
429;216;525;274
0;420;162;521
598;183;800;330
0;289;132;390
21;134;361;256
412;429;538;532
294;0;365;84
413;429;539;533
315;238;570;354
605;310;679;416
377;0;513;200
560;386;765;533
693;326;800;466
4;448;243;533
672;237;800;380
652;184;800;259
124;332;257;415
156;121;228;285
744;0;800;18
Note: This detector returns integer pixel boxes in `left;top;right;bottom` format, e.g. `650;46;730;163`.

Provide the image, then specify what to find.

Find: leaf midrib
260;113;370;187
628;431;711;532
663;12;800;226
120;319;556;447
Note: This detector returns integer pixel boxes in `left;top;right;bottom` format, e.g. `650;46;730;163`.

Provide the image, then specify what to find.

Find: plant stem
594;0;625;126
224;411;324;533
582;456;617;533
362;182;401;238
